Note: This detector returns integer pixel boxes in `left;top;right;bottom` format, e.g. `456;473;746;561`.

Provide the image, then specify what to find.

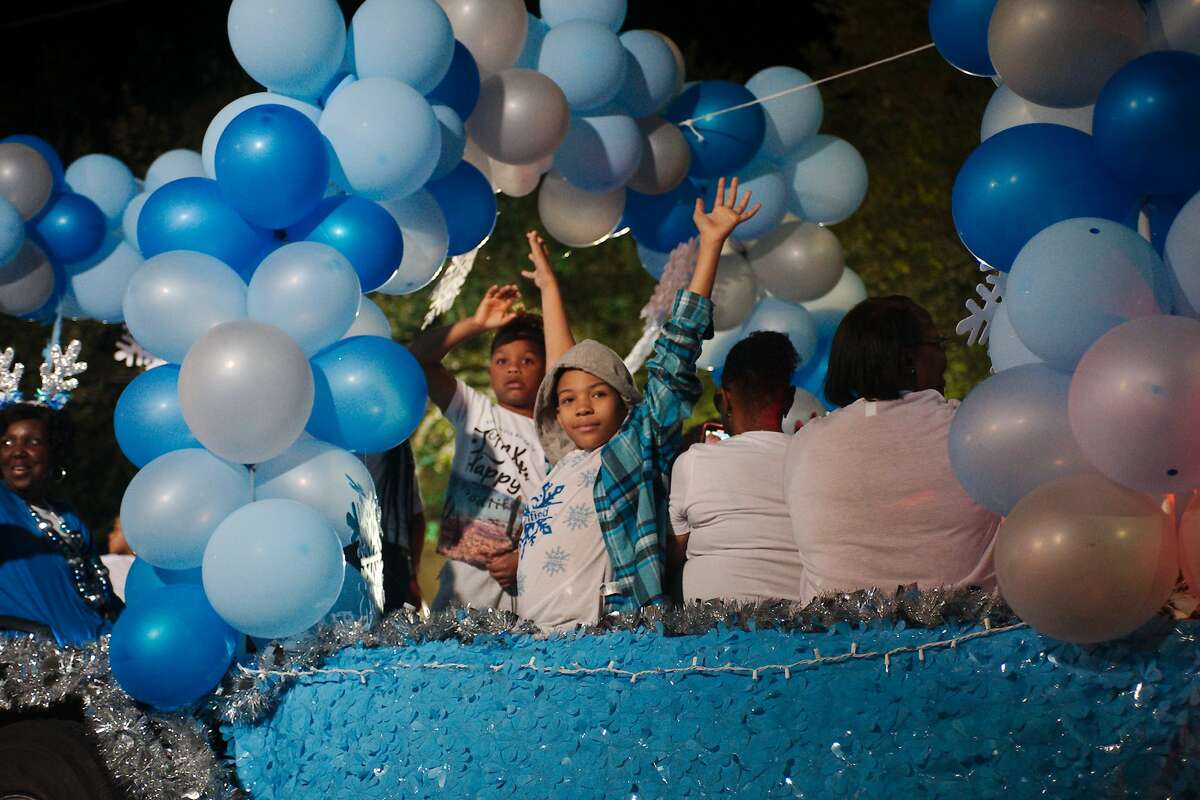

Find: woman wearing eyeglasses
0;403;120;645
782;296;1000;602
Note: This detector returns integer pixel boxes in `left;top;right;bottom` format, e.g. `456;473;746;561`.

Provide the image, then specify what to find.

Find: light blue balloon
696;325;743;372
144;149;205;193
122;250;248;364
554;114;643;193
375;190;448;295
538;20;627;112
514;14;549;70
319;77;441;200
703;161;787;241
741;296;819;367
349;0;454;93
68;237;143;321
0;196;23;265
430;104;466;181
120;449;252;570
782;134;868;225
202;92;322;178
202;498;345;638
227;0;346;99
122;192;150;253
637;242;668;281
255;436;374;545
541;0;626;31
987;303;1041;372
65;154;137;228
1006;218;1167;371
949;363;1093;515
1165;191;1200;316
615;30;680;118
343;295;392;339
123;558;203;607
247;242;361;355
746;66;823;160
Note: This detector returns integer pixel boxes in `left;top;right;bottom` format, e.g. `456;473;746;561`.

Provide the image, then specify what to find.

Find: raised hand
520;230;557;291
472;284;521;330
692;176;762;242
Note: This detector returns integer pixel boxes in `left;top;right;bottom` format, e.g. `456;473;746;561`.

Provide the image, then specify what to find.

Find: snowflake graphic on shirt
543;546;569;575
516;573;526;597
520;481;565;557
579;467;599;488
563;503;594;531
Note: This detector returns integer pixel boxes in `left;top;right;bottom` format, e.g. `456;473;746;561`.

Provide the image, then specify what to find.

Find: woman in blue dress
0;403;120;645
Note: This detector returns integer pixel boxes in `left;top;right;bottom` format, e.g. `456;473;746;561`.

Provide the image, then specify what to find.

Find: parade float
1;0;1199;797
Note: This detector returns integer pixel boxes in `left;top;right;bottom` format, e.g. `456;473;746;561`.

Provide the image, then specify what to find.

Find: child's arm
689;176;761;298
408;285;521;412
521;230;575;366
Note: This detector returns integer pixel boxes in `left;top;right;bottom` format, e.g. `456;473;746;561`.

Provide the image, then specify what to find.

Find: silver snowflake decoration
421;248;479;329
113;327;165;370
955;261;1007;347
346;474;385;616
35;340;87;410
543;546;569;575
0;348;25;408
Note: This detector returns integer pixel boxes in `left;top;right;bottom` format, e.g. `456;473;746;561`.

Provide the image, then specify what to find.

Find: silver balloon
461;136;496;188
627;116;692;196
748;221;845;303
1147;0;1200;54
711;252;758;331
490;158;544;197
437;0;528;74
0;240;55;315
537;172;623;248
343;295;392;339
469;69;570;166
988;0;1147;108
0;143;53;221
980;85;1093;141
178;320;315;465
995;474;1178;643
375;190;449;295
254;437;376;546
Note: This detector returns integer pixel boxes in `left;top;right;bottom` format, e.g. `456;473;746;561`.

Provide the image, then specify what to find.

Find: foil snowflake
955;261;1006;347
421;249;479;329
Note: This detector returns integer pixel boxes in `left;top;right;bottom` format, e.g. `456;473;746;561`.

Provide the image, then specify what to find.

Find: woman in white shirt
784;296;1000;602
668;331;806;602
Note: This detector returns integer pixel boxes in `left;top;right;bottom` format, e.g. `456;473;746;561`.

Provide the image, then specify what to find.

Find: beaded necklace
26;503;115;615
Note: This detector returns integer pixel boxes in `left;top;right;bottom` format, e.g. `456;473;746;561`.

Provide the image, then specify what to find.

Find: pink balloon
1069;316;1200;494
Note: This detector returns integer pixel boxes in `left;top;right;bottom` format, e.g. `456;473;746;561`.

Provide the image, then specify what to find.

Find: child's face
490;339;546;411
555;369;627;451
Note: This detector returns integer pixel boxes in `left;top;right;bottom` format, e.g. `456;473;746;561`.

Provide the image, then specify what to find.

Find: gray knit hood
533;339;643;466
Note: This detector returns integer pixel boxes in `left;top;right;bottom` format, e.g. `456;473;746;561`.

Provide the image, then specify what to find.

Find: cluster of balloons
932;0;1200;644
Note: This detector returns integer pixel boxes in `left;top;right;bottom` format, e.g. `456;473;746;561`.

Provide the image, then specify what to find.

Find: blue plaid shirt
595;290;712;611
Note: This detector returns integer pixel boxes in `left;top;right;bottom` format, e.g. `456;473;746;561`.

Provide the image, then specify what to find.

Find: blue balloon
538;19;628;112
248;242;362;355
951;124;1138;272
68;237;143;321
792;334;834;411
541;0;626;31
348;0;454;93
4;134;64;192
0;197;23;265
425;161;497;256
426;40;481;119
782;134;868;226
430;104;466;181
64;154;137;227
30;192;106;265
514;14;550;70
137;177;275;279
746;66;824;160
319;77;442;201
307;336;429;453
227;0;346;99
204;94;322;178
109;585;237;710
928;0;998;77
1006;218;1167;370
554;114;643;193
615;30;680;118
665;81;766;179
123;558;202;607
115;365;202;468
637;242;669;280
215;104;330;229
624;181;699;253
741;296;819;368
144;149;205;193
1093;51;1200;197
202;498;345;638
286;196;402;292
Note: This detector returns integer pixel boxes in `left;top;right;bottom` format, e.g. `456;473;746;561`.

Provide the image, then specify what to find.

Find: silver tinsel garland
0;587;1011;799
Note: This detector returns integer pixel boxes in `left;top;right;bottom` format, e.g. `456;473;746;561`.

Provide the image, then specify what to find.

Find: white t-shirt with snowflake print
516;448;610;631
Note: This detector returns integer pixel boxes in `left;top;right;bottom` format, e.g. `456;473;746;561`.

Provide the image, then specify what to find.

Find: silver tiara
0;339;88;411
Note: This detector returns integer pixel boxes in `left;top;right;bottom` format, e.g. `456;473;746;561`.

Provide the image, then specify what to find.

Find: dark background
0;0;994;532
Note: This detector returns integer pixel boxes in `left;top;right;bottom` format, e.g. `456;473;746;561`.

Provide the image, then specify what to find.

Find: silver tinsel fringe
0;587;1010;799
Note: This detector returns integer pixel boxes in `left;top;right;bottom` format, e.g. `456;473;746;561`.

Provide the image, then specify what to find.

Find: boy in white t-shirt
410;232;574;612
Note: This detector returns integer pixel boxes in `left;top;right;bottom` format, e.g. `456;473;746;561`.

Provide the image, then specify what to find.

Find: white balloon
343;295;393;339
254;437;376;545
980;85;1093;141
782;388;825;433
800;267;867;318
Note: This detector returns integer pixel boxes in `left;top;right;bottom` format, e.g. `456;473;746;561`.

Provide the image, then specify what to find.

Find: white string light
237;621;1029;685
676;42;938;142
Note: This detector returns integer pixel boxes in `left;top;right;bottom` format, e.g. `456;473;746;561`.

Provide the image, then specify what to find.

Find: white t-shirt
516;448;610;631
438;379;547;569
783;390;1000;602
669;431;805;602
